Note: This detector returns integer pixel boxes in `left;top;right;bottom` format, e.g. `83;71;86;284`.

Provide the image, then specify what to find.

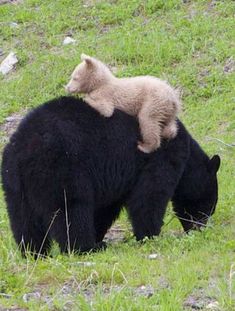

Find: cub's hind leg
161;119;178;139
137;107;162;153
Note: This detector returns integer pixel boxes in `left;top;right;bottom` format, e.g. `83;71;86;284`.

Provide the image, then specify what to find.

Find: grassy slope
0;0;234;310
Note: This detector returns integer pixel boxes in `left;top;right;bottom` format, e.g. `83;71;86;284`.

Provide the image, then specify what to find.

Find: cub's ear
81;53;94;66
208;155;221;174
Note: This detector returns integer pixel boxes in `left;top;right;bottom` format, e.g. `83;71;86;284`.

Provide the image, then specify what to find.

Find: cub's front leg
85;94;114;117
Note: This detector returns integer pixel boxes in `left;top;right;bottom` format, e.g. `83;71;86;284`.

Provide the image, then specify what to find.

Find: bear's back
3;97;143;208
14;96;139;154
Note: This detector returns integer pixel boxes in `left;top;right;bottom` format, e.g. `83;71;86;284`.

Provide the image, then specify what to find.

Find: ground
0;0;234;310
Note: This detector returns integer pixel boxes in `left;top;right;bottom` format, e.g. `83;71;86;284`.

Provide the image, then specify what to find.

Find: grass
0;0;235;310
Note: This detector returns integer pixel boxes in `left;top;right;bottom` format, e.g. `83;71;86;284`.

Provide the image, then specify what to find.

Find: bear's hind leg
50;178;102;254
18;218;52;258
7;195;51;258
51;204;99;254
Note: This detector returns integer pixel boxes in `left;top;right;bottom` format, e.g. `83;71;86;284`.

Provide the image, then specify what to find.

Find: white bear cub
66;54;181;153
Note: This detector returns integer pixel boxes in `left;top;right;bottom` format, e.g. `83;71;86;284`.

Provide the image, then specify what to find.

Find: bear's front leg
85;94;114;117
126;171;171;240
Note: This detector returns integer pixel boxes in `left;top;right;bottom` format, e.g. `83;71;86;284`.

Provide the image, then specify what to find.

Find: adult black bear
1;97;220;256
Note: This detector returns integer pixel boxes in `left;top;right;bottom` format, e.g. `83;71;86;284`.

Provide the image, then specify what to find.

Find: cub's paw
101;106;114;118
137;141;157;153
161;123;178;139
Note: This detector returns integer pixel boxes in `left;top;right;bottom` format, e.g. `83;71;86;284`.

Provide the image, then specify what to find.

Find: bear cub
66;54;181;153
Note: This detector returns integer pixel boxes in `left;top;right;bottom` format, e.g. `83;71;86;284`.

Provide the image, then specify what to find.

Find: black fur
1;96;220;256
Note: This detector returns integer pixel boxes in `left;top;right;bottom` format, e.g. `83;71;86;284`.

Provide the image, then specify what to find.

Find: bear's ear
81;53;94;66
208;155;221;174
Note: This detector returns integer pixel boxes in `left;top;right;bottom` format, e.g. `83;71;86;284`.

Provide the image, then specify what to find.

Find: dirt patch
183;289;220;310
0;0;23;5
223;57;235;74
134;285;154;298
158;276;170;289
198;69;210;88
20;282;156;309
104;224;126;243
82;0;117;8
207;0;219;12
0;308;27;311
0;113;24;138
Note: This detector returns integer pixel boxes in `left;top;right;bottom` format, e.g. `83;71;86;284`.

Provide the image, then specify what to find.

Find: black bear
1;96;220;256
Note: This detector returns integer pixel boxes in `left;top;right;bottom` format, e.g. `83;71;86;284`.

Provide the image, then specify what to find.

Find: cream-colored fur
66;54;181;153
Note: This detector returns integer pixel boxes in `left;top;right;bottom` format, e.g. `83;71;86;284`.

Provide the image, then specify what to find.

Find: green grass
0;0;235;310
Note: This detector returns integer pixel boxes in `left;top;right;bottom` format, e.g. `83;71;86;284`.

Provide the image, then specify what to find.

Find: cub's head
65;54;113;94
173;154;221;232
